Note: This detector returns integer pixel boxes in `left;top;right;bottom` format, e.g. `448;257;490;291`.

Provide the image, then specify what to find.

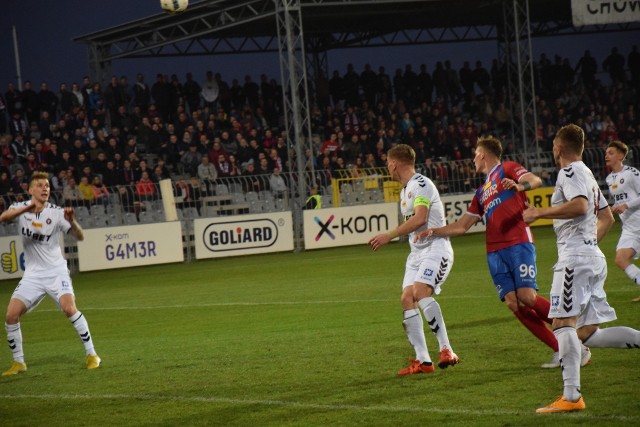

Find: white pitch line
29;286;635;313
33;296;495;312
0;393;637;421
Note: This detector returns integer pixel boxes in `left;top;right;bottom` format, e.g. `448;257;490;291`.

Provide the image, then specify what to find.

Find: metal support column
305;36;330;105
500;0;539;168
275;0;314;251
87;43;113;86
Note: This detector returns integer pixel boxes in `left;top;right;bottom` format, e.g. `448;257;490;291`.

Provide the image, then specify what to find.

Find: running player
604;140;640;300
415;136;590;368
369;144;459;375
523;124;640;413
0;172;100;375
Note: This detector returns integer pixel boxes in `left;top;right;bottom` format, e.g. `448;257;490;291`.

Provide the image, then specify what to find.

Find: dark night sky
0;1;635;90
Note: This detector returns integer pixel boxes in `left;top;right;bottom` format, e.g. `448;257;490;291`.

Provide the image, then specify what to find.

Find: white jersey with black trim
606;165;640;233
400;173;451;252
551;161;608;258
10;200;71;275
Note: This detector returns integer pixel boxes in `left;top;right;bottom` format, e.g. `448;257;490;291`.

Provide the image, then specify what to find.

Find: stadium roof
73;0;634;61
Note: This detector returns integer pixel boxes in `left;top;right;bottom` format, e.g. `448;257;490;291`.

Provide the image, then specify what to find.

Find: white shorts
549;255;617;328
616;229;640;259
403;248;454;295
11;272;75;313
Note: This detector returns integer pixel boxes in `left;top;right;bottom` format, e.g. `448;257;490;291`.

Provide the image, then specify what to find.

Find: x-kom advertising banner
303;203;399;250
194;211;294;259
77;222;184;272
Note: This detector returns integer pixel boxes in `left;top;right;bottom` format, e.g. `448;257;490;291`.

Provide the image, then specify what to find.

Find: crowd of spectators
0;45;639;212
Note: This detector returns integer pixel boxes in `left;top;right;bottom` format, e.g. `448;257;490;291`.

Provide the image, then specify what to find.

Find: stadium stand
0;47;638;230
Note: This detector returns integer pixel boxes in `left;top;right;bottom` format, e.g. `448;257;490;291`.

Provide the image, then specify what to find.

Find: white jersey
9;200;71;275
400;173;451;253
551;161;608;258
606;165;640;233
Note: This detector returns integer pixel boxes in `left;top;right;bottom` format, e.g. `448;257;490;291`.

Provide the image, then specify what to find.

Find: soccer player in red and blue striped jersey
416;136;589;368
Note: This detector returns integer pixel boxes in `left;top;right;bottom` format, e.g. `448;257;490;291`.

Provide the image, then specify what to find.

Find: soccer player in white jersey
0;172;100;375
523;124;640;413
369;144;459;375
605;140;640;299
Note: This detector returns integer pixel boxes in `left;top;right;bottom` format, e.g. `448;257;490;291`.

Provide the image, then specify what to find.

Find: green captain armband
521;181;531;191
414;196;431;208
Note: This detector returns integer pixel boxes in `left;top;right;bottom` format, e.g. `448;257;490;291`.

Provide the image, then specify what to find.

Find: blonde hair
556;124;585;156
29;171;49;186
608;140;629;159
387;144;416;165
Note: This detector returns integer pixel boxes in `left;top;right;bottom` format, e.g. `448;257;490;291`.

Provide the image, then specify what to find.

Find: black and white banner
194;212;294;258
572;0;640;26
303;203;399;250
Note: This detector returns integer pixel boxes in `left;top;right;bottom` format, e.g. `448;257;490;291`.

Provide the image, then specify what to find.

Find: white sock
555;326;581;402
5;322;24;364
624;264;640;286
69;312;96;356
418;297;452;352
402;309;431;363
583;327;640;348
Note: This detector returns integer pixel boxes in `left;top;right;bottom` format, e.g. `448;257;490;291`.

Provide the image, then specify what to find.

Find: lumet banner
572;0;640;26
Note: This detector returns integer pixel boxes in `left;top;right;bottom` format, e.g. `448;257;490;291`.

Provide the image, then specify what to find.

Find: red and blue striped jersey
466;161;534;252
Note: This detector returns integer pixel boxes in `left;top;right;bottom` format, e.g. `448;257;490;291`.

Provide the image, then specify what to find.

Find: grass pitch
0;225;638;426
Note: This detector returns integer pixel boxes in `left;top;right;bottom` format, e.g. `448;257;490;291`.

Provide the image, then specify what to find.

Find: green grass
0;225;638;426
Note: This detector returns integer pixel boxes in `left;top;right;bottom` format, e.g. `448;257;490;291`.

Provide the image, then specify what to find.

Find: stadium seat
216;184;229;195
231;192;246;204
75;206;90;219
152;210;166;222
321;195;333;207
228;182;244;194
108;214;121;226
91;213;109;228
123;212;138;225
249;200;264;213
259;190;273;201
181;207;200;220
76;217;92;228
97;216;110;228
139;211;154;224
353;181;366;193
263;198;275;212
340;183;353;193
368;189;383;202
274;198;287;211
105;203;119;216
245;191;260;202
146;200;164;212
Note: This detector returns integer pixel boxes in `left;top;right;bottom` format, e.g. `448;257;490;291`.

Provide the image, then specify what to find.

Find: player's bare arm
0;204;36;224
64;207;85;241
523;196;588;223
414;213;478;242
369;204;428;251
596;206;615;242
612;186;640;214
501;172;542;192
610;203;629;215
